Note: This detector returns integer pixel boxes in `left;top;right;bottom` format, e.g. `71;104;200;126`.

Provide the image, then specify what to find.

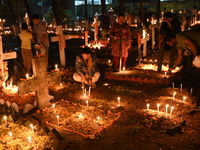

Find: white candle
82;86;84;94
88;86;91;96
122;67;125;73
8;132;13;141
164;72;167;77
147;104;150;110
97;116;100;122
117;97;121;106
173;92;176;100
157;104;160;112
30;124;34;132
28;136;32;143
183;96;186;102
108;60;111;63
60;83;62;87
26;74;29;79
56;115;59;126
172;82;174;88
85;88;86;95
166;104;169;114
170;106;174;117
52;104;55;111
190;88;193;94
4;116;7;125
86;100;89;108
55;64;58;69
78;113;83;119
180;84;182;91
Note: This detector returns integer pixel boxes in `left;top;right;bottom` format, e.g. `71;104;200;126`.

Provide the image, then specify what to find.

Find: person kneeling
73;47;100;88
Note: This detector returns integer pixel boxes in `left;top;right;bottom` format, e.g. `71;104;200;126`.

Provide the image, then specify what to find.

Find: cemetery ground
2;37;200;150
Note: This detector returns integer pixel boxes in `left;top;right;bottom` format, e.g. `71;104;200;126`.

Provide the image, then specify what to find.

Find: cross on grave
149;24;157;50
50;25;84;67
17;56;61;110
141;27;150;57
92;17;100;43
0;36;17;87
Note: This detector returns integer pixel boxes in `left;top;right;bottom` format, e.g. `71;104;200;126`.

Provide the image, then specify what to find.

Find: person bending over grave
19;22;34;75
158;12;181;71
110;14;131;72
166;30;200;83
73;47;100;88
32;14;49;69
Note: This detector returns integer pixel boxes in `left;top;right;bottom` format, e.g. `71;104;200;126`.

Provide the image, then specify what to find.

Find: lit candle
108;60;111;63
183;96;186;102
164;72;167;77
88;86;91;96
4;116;7;125
173;92;176;100
30;124;34;132
172;82;174;88
166;104;169;114
104;83;109;86
97;116;100;122
170;106;174;117
157;104;160;112
56;115;59;126
180;84;182;91
190;88;193;94
86;100;89;108
60;83;62;87
122;67;125;73
28;136;32;143
83;93;86;98
52;104;55;111
26;74;29;79
82;86;84;94
117;97;121;106
55;64;58;69
8;132;13;141
147;104;150;110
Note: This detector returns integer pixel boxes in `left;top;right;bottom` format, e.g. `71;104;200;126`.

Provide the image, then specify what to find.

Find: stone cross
0;36;17;87
17;56;61;110
51;25;83;67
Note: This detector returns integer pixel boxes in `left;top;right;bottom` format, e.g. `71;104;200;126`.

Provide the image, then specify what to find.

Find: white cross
0;36;17;87
50;25;84;67
141;28;150;57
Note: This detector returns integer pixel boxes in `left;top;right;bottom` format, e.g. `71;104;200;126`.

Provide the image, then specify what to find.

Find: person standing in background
19;22;33;75
32;14;49;69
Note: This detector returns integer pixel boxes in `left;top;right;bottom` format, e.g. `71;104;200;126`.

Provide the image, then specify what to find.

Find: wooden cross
141;27;150;57
17;56;61;110
51;25;84;67
0;36;17;87
92;17;100;43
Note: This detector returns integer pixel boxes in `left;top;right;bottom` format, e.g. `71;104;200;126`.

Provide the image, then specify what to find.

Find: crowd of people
17;7;200;88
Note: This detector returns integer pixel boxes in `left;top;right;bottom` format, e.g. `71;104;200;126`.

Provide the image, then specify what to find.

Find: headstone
17;56;61;110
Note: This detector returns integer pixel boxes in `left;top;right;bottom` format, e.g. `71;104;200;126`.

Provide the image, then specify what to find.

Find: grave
17;56;61;110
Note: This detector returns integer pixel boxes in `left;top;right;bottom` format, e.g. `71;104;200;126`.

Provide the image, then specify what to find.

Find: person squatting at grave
19;22;34;75
110;14;131;72
166;30;200;83
32;14;49;69
158;12;181;71
73;47;100;88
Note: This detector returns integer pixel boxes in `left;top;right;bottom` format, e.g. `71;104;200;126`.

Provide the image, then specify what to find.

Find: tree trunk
24;0;34;30
51;0;62;25
85;0;88;20
101;0;106;29
156;0;160;26
6;0;18;36
119;0;124;14
16;0;21;29
138;0;145;28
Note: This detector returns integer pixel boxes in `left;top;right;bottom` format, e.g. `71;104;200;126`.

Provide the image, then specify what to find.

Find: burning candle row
172;82;193;94
8;132;32;144
146;104;174;117
82;86;91;97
